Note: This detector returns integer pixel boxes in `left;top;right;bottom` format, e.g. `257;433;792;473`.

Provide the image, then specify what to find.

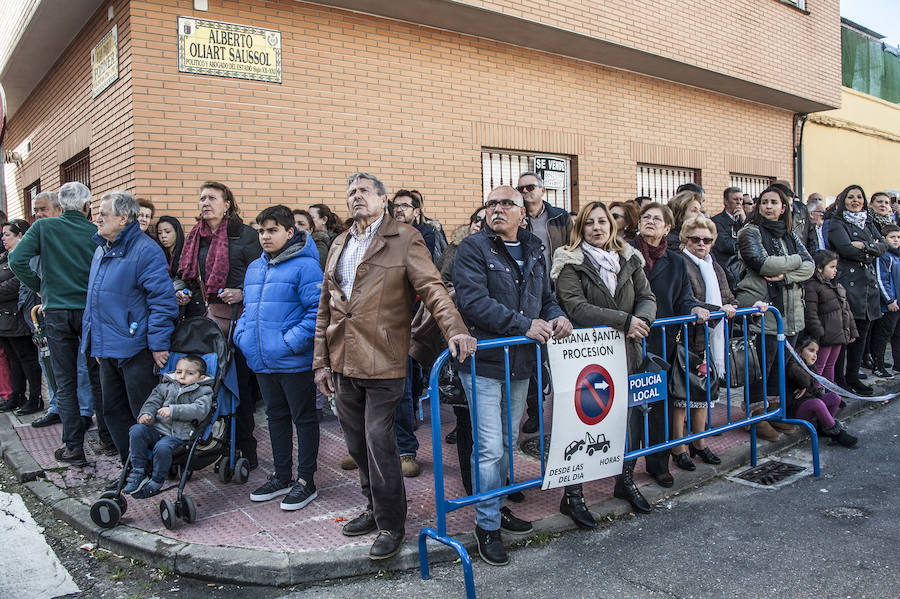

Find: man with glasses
452;185;572;566
313;172;475;561
742;194;756;213
515;171;572;433
391;189;437;260
807;199;827;253
711;186;745;289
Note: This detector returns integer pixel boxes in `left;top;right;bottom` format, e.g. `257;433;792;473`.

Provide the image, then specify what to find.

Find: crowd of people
0;172;896;567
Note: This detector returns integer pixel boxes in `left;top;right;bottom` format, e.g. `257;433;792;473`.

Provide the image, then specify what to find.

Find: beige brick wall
5;0;135;220
7;0;794;227
455;0;842;108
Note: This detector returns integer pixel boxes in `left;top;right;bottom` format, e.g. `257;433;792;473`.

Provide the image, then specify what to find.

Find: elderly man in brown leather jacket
313;172;476;561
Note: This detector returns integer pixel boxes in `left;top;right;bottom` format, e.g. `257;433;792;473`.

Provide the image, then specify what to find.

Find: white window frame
636;164;697;204
729;173;773;200
482;149;572;212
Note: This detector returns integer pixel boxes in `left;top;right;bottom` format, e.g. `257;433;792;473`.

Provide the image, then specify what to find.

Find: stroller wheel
234;457;250;484
180;495;197;524
90;498;122;529
217;461;233;484
100;490;127;516
159;498;177;530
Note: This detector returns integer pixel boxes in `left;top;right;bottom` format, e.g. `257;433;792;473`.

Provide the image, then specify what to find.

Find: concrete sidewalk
0;382;889;587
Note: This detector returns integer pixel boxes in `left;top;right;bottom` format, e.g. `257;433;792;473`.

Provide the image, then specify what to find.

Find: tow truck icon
564;432;611;460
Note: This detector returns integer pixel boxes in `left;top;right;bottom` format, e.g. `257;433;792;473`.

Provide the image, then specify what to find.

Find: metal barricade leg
418;528;477;599
779;418;821;477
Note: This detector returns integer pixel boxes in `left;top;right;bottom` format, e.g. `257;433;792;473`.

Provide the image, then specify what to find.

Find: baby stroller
90;316;251;529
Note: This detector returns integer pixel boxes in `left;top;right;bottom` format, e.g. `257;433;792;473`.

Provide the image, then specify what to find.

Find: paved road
0;399;895;599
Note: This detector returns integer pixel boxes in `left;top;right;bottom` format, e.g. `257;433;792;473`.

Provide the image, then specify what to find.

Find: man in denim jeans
452;185;572;566
10;182;101;466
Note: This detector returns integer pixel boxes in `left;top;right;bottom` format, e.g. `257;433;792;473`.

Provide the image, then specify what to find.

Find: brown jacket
313;215;467;379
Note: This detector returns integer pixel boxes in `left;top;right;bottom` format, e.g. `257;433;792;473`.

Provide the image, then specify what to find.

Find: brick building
1;0;841;227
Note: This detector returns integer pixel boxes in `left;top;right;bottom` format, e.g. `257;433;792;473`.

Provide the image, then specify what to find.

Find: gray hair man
807;199;827;253
9;182;103;466
313;172;476;561
711;186;745;289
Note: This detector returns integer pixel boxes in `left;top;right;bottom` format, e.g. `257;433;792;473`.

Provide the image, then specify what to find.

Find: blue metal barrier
418;306;819;599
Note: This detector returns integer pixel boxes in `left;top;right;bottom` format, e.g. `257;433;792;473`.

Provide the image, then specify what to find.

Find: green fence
842;27;900;104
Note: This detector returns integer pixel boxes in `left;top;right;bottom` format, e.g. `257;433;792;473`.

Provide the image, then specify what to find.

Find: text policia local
549;328;621;359
188;30;272;66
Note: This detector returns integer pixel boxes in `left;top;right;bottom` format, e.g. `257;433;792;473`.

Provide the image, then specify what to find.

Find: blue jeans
47;350;94;417
128;423;185;483
395;357;420;456
460;374;529;531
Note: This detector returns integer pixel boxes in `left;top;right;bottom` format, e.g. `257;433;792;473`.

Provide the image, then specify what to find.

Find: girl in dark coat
154;215;185;278
804;250;858;383
552;201;657;517
631;202;708;488
828;185;886;396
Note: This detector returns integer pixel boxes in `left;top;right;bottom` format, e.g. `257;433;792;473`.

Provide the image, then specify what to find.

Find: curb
0;395;891;586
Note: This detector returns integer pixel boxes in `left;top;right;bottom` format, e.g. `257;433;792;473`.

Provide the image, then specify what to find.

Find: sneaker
53;446;87;467
400;454;420;478
340;455;358;470
250;474;292;502
280;479;318;511
474;526;508;566
499;506;533;534
131;478;163;499
123;470;147;494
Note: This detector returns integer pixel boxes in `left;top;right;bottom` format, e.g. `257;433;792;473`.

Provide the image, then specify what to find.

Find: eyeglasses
686;235;714;245
515;184;540;194
742;201;755;207
640;215;665;224
485;198;520;210
394;203;415;210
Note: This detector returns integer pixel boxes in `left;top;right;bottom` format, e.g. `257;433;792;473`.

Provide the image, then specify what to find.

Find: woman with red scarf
632;202;708;489
178;181;262;469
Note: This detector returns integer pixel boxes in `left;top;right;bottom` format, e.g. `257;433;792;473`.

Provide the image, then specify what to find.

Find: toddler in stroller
124;355;214;498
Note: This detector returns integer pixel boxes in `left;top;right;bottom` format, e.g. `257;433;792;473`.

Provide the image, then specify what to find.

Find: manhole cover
737;460;804;485
823;506;870;519
519;434;551;461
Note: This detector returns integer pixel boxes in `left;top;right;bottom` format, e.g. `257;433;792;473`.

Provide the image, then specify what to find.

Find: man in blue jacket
872;224;900;377
82;191;179;464
452;185;572;566
236;205;323;511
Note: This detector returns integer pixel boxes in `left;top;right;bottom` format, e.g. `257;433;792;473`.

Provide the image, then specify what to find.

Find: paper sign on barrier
542;327;628;490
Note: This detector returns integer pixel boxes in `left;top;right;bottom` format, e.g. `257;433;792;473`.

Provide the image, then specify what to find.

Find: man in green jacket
9;182;101;466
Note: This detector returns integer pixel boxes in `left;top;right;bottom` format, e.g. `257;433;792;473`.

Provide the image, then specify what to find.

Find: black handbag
668;344;720;407
727;328;762;388
437;361;467;406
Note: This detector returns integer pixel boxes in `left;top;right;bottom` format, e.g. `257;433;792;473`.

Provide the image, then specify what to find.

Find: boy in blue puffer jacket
872;224;900;376
235;205;323;511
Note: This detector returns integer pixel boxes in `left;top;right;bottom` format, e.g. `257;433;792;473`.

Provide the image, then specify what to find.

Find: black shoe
861;354;874;370
652;471;674;488
833;430;858;448
672;452;696;471
858;371;869;380
250;474;292;502
31;412;61;428
521;415;539;434
689;443;722;465
613;471;652;514
506;490;525;503
872;365;894;378
474;526;508;566
500;506;534;534
82;415;93;431
105;479;120;491
53;446;87;467
280;479;317;511
559;487;597;529
98;440;119;456
14;400;43;416
342;509;377;536
444;428;457;444
369;529;404;560
243;451;259;471
0;398;23;412
847;380;874;396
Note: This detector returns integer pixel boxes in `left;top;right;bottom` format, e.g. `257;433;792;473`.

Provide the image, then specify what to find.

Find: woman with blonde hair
551;201;657;519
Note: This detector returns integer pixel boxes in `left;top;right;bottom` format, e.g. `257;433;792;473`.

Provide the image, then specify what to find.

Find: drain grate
519;434;551;461
736;460;805;486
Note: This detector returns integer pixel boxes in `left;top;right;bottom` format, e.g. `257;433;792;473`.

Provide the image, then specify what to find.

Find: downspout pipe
793;113;809;201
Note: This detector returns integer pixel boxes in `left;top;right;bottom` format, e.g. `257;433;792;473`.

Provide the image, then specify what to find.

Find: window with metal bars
60;150;91;190
481;150;572;212
23;180;40;220
636;164;698;204
729;173;773;199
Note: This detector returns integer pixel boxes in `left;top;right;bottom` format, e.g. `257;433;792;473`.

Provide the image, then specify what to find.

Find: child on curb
123;355;214;498
787;335;858;448
803;249;858;383
871;224;900;377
